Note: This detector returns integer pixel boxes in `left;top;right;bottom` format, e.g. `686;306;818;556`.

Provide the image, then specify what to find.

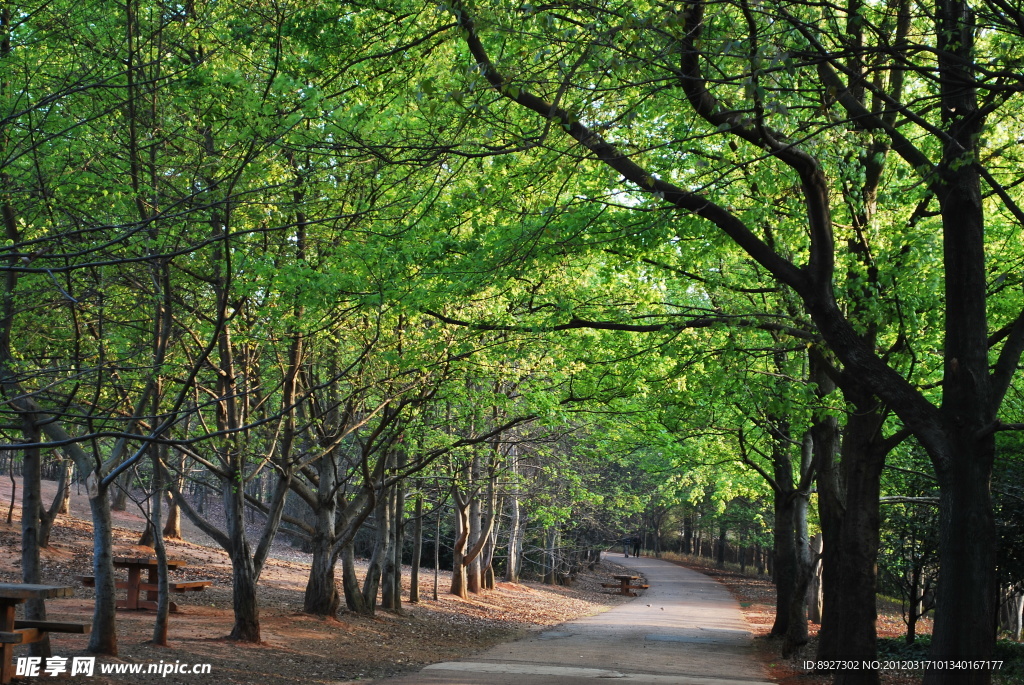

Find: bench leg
117;600;178;613
126;567;141;610
1;604;15;685
146;568;158;602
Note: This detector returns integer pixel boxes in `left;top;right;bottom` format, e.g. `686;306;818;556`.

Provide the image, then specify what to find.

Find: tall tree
443;2;1024;680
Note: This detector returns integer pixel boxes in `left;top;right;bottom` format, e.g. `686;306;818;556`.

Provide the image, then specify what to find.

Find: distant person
622;537;630;557
632;536;641;557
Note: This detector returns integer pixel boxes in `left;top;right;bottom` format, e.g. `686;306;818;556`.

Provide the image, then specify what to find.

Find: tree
442;2;1024;680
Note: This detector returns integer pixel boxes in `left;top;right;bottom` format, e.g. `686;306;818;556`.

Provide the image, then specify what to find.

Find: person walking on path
621;537;630;557
632;535;641;557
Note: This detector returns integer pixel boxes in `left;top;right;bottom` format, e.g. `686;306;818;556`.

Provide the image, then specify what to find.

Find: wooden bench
0;620;90;642
77;572;212;613
0;583;86;684
77;576;212;593
604;575;649;596
602;582;650;589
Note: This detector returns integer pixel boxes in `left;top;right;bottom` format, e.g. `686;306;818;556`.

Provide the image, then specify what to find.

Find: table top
612;574;638;581
112;556;188;568
0;583;75;600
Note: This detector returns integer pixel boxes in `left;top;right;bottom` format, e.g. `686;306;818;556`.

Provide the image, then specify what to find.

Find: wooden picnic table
0;583;90;685
602;574;649;597
115;556;187;612
78;557;211;613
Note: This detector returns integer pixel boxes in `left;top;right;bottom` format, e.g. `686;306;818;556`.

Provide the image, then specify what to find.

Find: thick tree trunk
162;492;182;540
922;0;997;676
224;477;260;642
362;486;392;614
771;489;796;637
227;550;260;642
303;456;341;616
927;435;996;684
833;411;887;685
303;502;341;616
783;482;811;657
87;473;118;655
341;541;368;614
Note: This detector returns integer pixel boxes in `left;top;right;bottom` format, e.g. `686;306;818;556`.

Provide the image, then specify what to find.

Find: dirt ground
0;478;637;684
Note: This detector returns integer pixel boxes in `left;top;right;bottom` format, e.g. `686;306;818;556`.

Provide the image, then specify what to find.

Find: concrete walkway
374;553;772;685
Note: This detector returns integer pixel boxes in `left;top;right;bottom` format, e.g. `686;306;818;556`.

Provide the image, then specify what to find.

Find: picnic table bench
0;583;90;685
602;574;649;597
77;556;212;613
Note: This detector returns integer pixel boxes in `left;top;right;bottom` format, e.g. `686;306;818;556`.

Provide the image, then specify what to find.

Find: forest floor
0;478;637;684
8;478;1016;684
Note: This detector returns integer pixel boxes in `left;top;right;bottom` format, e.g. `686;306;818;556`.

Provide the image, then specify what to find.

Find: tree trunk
381;485;399;611
341;541;368;614
391;475;406;611
150;448;169;647
807;534;823;624
504;461;522;583
1011;592;1023;642
162;492;181;540
86;472;118;655
771;486;796;637
816;394;888;685
303;499;341;616
683;515;693;555
409;493;423;603
783;463;812;657
21;418;50;658
303;455;341;617
162;450;185;539
927;436;996;684
40;458;71;548
362;484;392;614
907;566;922;646
111;470;130;511
480;479;497;590
449;484;470;599
543;527;557;585
467;455;482;594
817;455;844;663
224;476;260;642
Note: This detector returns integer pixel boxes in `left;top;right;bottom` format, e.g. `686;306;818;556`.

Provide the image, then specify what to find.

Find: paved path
374;553;771;685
